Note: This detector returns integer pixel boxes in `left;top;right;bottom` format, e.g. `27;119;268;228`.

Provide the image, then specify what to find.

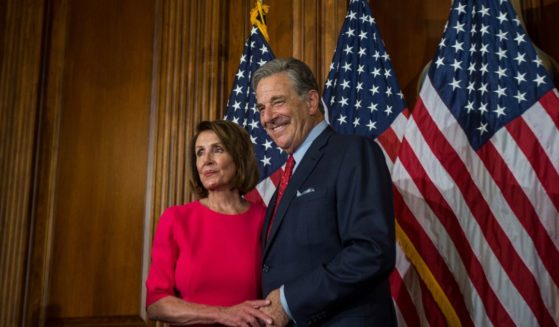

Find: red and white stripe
392;75;559;325
376;108;439;327
245;168;283;207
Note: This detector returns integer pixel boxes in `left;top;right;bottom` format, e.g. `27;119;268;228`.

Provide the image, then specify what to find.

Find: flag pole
224;0;280;206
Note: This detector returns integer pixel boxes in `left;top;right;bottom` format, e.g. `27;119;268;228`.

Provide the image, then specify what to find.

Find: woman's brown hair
189;120;259;198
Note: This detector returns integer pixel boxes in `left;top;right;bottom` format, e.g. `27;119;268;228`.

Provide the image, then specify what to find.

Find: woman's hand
215;300;273;327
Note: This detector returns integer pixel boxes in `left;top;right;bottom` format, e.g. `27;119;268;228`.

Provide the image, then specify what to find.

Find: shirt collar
292;120;328;171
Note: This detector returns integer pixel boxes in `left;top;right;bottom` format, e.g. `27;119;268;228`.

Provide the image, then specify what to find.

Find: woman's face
195;130;236;193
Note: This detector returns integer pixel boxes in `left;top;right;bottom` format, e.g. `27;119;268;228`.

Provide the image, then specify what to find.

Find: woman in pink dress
146;120;272;326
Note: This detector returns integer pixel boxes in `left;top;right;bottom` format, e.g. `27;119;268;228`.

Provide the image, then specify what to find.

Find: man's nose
260;107;273;125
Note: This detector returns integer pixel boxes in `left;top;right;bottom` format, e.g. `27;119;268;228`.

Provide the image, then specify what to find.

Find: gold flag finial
250;1;271;43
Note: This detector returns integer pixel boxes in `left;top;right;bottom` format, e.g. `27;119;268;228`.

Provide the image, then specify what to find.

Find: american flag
323;0;409;170
392;0;559;325
224;21;286;206
321;1;422;325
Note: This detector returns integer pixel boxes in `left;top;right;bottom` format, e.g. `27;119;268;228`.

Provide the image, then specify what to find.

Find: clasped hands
220;288;288;327
258;288;290;327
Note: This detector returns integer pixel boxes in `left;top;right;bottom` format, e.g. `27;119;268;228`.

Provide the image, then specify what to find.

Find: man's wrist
279;285;294;321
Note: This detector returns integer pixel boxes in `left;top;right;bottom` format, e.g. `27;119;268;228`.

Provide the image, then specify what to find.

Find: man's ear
306;90;321;115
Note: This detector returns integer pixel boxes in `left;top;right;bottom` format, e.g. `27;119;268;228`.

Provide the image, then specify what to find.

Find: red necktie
266;154;295;240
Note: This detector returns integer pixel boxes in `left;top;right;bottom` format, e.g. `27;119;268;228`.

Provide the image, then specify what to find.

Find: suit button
262;264;270;272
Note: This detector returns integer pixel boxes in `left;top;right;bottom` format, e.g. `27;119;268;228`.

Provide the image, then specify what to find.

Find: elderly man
253;57;396;327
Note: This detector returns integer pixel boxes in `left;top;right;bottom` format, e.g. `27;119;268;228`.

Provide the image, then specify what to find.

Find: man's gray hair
252;57;324;113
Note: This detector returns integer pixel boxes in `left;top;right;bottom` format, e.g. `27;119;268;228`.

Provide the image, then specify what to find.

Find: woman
146;120;272;326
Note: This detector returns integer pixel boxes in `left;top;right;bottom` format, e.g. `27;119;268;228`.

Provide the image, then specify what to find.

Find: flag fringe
250;1;271;43
395;221;462;326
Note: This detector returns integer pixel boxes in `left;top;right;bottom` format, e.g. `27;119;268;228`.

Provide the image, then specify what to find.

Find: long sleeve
283;137;395;324
146;202;265;309
145;210;179;307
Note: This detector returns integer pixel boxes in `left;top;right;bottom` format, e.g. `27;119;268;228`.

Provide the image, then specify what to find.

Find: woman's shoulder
159;201;202;222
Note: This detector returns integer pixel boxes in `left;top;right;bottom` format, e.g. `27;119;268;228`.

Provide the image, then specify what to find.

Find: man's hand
216;300;273;327
260;288;290;327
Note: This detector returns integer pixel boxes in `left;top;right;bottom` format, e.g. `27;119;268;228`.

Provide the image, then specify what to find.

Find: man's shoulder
330;131;367;141
323;131;385;164
310;127;381;160
327;130;373;148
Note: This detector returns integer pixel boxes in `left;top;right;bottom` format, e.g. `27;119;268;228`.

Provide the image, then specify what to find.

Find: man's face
255;72;319;154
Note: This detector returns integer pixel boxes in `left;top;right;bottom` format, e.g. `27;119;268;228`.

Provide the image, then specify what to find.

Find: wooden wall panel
372;0;449;108
0;0;45;325
29;0;155;325
289;0;348;86
520;0;559;84
148;0;227;227
0;1;556;326
532;0;559;64
266;0;295;59
222;0;347;101
25;1;70;324
223;0;252;101
317;0;349;84
260;0;347;86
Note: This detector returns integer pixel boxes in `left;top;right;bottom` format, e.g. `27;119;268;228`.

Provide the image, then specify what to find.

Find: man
253;57;396;326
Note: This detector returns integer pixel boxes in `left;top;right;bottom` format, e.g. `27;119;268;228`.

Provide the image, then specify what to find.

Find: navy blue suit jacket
261;127;396;326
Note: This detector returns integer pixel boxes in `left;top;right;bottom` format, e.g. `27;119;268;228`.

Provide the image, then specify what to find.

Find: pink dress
146;201;265;317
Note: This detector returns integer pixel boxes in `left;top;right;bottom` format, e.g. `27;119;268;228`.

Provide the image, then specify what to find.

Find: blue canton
225;26;286;181
429;0;555;150
323;0;407;139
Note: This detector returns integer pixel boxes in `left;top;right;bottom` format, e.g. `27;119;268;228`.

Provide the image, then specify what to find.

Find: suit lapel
261;192;277;248
263;127;334;257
